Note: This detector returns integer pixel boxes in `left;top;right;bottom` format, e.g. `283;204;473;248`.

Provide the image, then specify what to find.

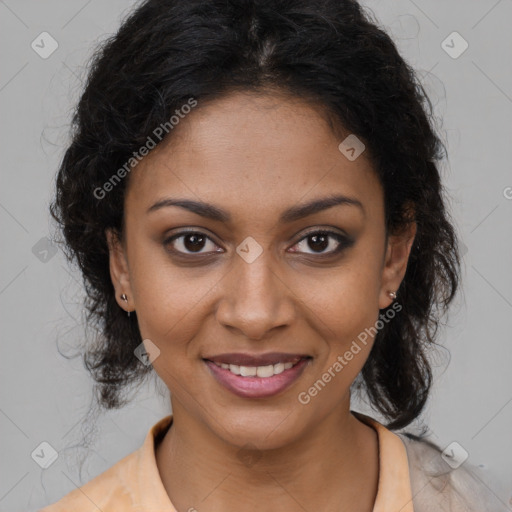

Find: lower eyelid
163;230;352;256
291;232;352;254
162;232;215;255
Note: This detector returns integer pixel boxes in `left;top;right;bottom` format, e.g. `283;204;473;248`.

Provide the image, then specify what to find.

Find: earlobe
379;220;417;309
106;228;134;313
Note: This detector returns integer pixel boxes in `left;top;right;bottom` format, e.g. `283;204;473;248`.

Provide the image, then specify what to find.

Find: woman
41;0;504;510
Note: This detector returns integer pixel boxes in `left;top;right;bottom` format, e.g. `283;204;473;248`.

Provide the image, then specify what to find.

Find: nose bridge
216;245;294;339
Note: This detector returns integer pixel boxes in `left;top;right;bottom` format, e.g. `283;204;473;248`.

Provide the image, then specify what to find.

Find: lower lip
204;358;310;398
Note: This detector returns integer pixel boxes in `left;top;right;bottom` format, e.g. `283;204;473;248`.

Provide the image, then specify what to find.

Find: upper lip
204;352;311;366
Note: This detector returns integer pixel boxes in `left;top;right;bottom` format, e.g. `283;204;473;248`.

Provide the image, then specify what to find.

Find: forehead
126;91;383;221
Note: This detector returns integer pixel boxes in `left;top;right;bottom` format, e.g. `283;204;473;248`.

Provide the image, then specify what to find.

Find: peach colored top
39;411;415;512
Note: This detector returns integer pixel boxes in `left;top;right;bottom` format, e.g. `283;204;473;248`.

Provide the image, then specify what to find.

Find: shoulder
38;449;140;511
38;415;173;512
396;432;508;512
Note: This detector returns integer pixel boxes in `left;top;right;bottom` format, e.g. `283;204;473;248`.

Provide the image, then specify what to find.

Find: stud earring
388;291;397;300
120;293;131;317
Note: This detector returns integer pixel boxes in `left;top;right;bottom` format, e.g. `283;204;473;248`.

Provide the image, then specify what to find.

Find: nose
215;247;296;340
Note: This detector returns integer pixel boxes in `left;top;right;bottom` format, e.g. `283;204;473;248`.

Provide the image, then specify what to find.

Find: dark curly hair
50;0;461;431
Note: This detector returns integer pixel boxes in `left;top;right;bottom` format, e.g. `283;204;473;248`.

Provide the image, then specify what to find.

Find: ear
378;208;417;310
106;228;134;314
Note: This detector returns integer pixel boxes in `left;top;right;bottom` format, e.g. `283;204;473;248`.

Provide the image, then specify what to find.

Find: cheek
126;239;209;356
302;255;382;328
132;267;210;394
134;273;208;351
300;252;383;367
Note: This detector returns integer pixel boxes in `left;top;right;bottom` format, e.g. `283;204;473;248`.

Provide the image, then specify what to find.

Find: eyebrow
146;194;365;222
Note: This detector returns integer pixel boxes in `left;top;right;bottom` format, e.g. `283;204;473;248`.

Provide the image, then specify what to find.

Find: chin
211;407;306;452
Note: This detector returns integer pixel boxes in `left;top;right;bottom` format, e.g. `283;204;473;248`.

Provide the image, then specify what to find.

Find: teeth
240;365;257;377
256;365;274;378
212;359;302;377
274;362;285;374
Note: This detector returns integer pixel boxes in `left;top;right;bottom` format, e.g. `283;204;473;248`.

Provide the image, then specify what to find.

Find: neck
155;398;379;512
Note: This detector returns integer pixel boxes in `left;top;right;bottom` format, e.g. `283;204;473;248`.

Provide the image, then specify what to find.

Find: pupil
184;234;205;252
309;233;328;252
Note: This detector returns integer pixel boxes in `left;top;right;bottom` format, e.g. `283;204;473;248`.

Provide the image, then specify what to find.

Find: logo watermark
298;301;402;405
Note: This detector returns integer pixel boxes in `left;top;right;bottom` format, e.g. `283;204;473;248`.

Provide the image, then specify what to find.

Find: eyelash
163;229;353;258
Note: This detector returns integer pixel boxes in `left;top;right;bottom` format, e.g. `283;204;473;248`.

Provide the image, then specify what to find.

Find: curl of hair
50;0;461;429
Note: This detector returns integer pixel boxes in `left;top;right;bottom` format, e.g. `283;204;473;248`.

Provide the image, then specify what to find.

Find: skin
107;90;416;512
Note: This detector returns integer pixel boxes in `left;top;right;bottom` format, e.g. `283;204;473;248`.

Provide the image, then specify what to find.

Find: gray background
1;0;511;510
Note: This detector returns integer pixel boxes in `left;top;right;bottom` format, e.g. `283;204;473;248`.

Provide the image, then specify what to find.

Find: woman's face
108;91;415;449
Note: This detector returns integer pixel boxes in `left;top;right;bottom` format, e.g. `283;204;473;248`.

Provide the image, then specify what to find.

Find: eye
289;230;353;256
163;231;222;256
163;228;353;258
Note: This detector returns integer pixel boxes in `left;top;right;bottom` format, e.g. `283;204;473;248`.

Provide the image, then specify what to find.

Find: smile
203;356;311;398
212;359;301;377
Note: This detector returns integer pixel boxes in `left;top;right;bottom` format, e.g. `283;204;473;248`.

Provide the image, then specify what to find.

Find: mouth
202;353;312;398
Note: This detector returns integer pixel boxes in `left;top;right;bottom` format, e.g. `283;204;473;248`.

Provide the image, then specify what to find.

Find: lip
204;352;311;366
203;356;311;399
